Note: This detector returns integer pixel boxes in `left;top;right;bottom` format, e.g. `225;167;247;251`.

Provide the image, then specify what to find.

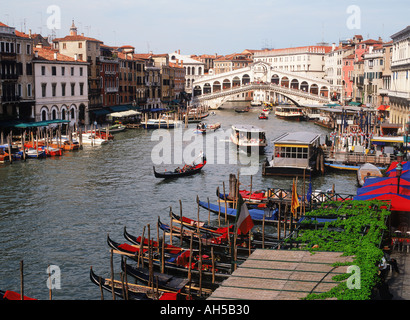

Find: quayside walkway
207;250;353;300
207;249;410;300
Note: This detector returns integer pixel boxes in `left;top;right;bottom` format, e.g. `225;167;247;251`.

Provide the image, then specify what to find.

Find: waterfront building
169;50;206;94
342;54;355;102
116;46;146;109
99;45;119;108
134;53;162;110
190;53;222;74
324;42;355;102
213;53;253;76
32;46;88;126
0;22;35;123
351;38;384;103
253;45;332;79
362;44;385;108
388;26;410;129
52;21;103;123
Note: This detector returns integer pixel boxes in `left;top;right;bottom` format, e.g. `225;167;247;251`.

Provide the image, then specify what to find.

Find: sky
2;0;409;55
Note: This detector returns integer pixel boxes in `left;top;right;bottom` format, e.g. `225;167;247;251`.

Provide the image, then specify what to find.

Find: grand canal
0;108;358;300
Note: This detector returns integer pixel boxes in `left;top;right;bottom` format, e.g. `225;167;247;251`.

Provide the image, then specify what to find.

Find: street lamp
396;162;403;194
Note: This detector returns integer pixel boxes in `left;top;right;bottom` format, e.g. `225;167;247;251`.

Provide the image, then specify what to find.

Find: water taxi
263;131;322;176
275;105;305;121
230;124;267;153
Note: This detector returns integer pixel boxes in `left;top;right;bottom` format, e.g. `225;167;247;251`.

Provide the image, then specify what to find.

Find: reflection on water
0;108;358;299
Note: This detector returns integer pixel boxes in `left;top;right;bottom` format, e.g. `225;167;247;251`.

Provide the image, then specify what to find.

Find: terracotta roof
34;47;87;63
53;35;103;43
0;22;10;27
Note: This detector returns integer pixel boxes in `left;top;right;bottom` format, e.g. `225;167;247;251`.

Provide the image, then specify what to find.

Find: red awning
378;105;390;111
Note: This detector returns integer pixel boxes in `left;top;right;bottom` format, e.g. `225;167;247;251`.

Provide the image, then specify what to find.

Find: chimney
332;43;336;51
28;29;32;38
34;50;38;58
74;54;78;61
54;52;57;60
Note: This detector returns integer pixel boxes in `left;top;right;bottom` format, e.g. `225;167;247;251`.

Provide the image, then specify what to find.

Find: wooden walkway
207;250;354;300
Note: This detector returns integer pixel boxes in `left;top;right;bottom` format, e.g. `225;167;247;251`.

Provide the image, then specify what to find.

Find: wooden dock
207;249;354;300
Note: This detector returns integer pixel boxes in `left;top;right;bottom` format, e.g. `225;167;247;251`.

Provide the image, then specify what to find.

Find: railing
328;151;393;166
194;82;330;103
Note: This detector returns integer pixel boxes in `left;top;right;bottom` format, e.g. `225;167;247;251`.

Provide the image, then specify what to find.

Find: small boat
230;124;267;154
42;146;63;157
142;115;181;129
19;148;47;159
153;155;206;179
357;163;383;187
234;106;250;113
108;123;126;133
259;113;268;120
69;133;109;146
194;122;221;134
89;267;173;300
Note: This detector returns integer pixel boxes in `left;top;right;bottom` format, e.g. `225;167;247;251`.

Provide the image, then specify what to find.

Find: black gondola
107;234;231;284
89;267;159;300
153;156;206;179
121;259;216;298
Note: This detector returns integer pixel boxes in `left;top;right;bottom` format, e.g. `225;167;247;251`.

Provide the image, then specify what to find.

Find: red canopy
378;105;390;111
354;193;410;212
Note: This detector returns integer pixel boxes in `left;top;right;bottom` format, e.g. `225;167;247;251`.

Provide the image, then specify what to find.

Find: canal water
0;108;358;300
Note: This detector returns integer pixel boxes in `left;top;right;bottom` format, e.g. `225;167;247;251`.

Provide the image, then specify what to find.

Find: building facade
0;22;35;123
53;21;103;123
388;26;410;129
32;46;89;126
253;45;332;79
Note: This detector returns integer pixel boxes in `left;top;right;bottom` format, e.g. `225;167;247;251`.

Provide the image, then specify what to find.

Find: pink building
342;54;355;101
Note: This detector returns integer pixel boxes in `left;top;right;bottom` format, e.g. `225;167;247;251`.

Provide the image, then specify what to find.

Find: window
26;44;31;54
79;43;82;48
61;67;65;76
52;83;56;97
26;63;32;75
52;66;56;76
27;84;32;97
63;43;67;49
71;83;75;96
41;83;47;97
80;83;84;95
80;67;83;76
62;83;66;96
41;66;46;76
71;67;74;76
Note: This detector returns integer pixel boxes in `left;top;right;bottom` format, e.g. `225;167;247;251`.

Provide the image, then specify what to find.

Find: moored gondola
89;266;175;300
107;235;231;284
121;259;216;298
153;155;206;179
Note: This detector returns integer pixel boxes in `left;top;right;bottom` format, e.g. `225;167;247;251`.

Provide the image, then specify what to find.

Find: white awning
108;110;141;118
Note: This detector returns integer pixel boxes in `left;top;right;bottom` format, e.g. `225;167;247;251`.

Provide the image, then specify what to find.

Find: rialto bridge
191;61;331;109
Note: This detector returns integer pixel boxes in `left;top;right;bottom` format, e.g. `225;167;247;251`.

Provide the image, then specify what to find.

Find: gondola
107;235;231;284
197;199;279;223
158;216;280;258
121;260;216;298
153;156;206;179
0;290;36;300
89;266;175;300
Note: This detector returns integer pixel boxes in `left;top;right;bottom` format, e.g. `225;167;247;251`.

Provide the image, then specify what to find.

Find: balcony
1;95;21;103
0;74;19;81
388;90;410;100
105;87;118;93
391;58;410;69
